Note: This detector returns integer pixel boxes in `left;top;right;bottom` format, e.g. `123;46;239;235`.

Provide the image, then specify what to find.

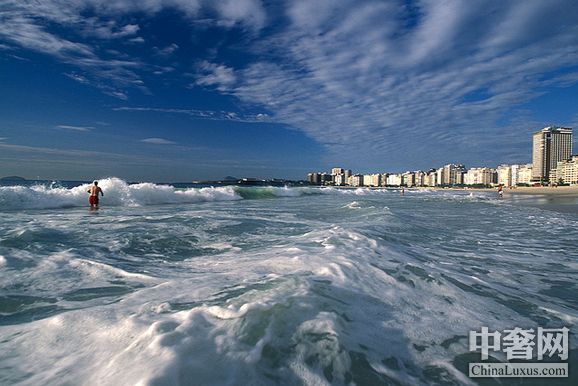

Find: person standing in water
497;185;503;199
88;180;104;209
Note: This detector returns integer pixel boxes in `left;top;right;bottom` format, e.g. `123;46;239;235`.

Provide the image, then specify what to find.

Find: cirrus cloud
140;137;177;145
194;0;578;169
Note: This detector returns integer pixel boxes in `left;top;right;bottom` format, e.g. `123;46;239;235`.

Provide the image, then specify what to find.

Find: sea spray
0;178;410;211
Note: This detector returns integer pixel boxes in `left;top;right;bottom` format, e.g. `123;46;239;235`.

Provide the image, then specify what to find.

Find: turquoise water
0;179;576;385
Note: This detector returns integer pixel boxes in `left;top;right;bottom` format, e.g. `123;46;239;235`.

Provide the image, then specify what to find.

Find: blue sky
1;0;577;182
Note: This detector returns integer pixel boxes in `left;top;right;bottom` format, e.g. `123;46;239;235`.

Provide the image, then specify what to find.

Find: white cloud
141;137;177;145
64;73;90;84
154;43;179;57
104;90;129;100
56;125;94;132
196;61;237;91
114;107;268;122
128;36;145;44
2;0;577;169
214;0;266;31
196;0;578;169
0;0;266;99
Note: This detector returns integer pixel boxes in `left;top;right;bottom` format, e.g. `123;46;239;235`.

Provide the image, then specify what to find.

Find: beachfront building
331;167;345;186
402;172;415;187
425;170;437;186
497;164;512;187
331;168;344;176
414;171;426;187
503;164;534;186
364;174;381;187
436;167;444;186
532;126;573;183
307;172;321;185
464;167;495;186
437;164;466;186
320;173;333;185
334;174;346;186
350;174;364;187
510;164;520;186
387;173;403;186
551;155;578;185
380;173;389;187
516;164;533;185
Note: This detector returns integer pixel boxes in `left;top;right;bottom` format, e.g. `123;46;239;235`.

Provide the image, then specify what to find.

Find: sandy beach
503;185;578;196
331;185;578;197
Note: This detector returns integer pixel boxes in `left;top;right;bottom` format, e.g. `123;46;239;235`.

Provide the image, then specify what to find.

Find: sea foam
0;178;241;211
0;178;409;211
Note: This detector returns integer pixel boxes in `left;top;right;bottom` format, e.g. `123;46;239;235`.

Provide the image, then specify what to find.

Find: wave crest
0;178;428;211
0;178;241;211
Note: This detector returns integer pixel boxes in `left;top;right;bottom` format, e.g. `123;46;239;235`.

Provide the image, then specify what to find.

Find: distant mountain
0;176;26;181
223;176;238;181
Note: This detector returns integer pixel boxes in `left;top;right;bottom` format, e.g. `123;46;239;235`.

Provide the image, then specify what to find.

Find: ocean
0;178;576;385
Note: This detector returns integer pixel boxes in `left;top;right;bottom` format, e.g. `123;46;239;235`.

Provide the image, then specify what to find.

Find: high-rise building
497;164;512;187
464;167;495;186
331;168;344;176
307;172;321;185
516;164;533;185
380;173;389;187
532;126;573;182
413;171;426;187
386;173;403;186
350;174;364;187
331;167;346;185
320;173;333;185
402;171;415;187
363;174;381;187
334;174;346;186
435;167;444;186
425;169;437;187
438;164;465;185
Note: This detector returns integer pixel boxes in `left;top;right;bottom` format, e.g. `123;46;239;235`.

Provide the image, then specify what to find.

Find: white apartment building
497;164;512;187
387;173;403;186
437;164;465;186
402;172;415;187
334;174;346;186
464;167;495;186
413;171;426;187
380;173;389;187
552;155;578;184
363;174;381;187
350;174;364;187
425;170;437;186
516;164;533;185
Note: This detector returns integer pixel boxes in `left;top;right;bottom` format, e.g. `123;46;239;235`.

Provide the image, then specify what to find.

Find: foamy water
0;180;576;385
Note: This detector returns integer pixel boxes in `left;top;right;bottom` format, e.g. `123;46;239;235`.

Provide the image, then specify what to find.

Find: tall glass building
532;126;573;182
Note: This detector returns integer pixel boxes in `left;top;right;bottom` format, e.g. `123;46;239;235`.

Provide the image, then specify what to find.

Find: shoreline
327;185;578;197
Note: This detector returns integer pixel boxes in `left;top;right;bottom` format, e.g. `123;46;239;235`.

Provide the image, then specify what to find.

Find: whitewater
0;178;576;385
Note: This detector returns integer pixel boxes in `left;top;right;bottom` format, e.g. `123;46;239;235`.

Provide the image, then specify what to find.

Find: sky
1;0;578;182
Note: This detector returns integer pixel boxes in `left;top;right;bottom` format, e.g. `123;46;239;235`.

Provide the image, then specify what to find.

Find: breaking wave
0;178;488;211
0;178;242;211
0;179;350;211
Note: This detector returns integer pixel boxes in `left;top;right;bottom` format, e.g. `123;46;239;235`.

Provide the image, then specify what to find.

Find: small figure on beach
88;180;104;209
401;186;405;196
497;185;503;199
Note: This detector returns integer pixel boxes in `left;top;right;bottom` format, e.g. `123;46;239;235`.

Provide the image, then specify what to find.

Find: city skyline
309;126;575;187
1;1;578;181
